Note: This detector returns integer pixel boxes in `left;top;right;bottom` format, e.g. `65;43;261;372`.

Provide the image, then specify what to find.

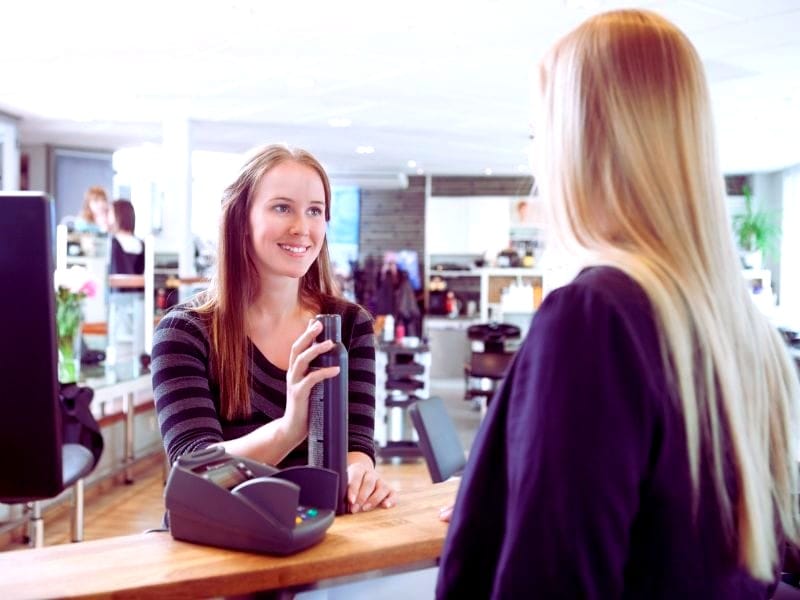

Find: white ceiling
2;0;799;176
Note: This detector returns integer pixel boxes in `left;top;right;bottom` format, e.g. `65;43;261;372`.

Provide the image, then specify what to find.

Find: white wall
426;196;511;260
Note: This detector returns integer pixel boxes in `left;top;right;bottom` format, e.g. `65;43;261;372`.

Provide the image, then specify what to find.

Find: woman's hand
346;452;396;513
282;319;341;444
439;504;454;522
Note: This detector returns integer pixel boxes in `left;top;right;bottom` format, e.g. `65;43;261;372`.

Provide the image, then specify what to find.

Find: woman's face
89;196;109;227
247;160;327;282
106;207;117;231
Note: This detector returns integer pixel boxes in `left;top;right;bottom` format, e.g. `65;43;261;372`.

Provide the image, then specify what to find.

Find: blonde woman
437;10;799;598
152;145;395;514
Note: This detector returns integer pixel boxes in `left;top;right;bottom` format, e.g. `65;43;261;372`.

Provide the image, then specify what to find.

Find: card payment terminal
165;446;338;555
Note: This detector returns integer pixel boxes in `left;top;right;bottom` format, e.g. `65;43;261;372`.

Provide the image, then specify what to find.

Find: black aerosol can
308;314;348;515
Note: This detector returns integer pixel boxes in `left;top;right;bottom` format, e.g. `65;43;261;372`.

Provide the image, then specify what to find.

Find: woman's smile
278;243;311;256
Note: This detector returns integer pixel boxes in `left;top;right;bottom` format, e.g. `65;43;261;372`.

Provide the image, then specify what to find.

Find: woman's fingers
292;339;334;375
300;366;340;392
362;482;395;511
346;463;370;510
439;505;454;522
288;319;322;366
346;464;396;513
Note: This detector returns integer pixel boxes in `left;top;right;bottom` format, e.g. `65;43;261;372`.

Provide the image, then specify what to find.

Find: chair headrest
466;322;521;341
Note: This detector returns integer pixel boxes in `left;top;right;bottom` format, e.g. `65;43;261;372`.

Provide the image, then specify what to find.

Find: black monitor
0;192;63;502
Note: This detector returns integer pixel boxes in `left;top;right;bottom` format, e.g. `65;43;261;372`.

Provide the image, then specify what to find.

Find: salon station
2;2;800;598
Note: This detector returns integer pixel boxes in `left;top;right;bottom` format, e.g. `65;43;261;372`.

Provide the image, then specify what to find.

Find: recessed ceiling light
407;160;417;168
484;168;493;176
416;168;424;175
328;118;351;128
355;145;375;154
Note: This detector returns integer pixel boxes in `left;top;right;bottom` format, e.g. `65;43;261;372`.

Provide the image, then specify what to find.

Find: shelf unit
56;225;110;325
375;342;431;458
478;267;546;323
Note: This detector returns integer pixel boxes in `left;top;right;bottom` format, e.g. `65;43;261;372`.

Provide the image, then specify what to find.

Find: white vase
743;249;763;270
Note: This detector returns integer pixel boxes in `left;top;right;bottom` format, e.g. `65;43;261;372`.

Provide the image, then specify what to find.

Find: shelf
430;270;480;277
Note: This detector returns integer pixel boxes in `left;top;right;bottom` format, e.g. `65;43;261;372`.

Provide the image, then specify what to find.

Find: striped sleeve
151;308;223;464
347;305;377;463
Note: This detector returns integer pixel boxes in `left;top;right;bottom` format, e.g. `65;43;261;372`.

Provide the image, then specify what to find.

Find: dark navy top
437;266;778;599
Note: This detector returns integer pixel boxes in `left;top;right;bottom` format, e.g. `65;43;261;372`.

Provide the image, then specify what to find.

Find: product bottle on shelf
383;314;395;343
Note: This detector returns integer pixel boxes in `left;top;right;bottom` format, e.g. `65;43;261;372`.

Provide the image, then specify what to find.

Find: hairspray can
308;314;349;514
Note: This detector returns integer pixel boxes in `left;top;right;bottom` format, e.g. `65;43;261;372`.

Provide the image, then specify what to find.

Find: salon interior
1;1;800;598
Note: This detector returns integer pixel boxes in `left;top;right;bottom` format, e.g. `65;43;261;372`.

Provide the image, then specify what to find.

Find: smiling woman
248;161;328;281
151;144;396;516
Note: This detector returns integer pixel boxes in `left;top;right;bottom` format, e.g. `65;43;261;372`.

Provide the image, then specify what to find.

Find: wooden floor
1;453;434;552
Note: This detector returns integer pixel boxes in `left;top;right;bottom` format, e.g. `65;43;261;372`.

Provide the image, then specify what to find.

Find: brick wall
359;175;426;261
431;175;534;197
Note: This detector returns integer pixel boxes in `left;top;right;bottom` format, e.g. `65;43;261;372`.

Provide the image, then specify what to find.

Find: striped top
152;297;376;467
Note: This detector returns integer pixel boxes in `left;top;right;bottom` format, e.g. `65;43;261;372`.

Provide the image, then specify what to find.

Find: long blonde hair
536;9;799;579
195;145;338;420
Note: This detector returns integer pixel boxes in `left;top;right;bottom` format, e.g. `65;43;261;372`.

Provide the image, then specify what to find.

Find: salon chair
23;445;96;547
0;192;102;547
409;396;466;483
464;322;521;409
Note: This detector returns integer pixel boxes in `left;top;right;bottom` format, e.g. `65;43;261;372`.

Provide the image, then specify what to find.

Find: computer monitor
0;192;63;502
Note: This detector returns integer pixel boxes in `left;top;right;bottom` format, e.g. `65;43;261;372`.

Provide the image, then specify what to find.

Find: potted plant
732;184;779;270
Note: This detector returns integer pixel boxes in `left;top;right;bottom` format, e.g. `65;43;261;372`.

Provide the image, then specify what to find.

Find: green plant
732;184;780;256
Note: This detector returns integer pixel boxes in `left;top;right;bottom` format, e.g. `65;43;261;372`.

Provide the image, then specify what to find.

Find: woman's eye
308;206;324;217
273;204;290;214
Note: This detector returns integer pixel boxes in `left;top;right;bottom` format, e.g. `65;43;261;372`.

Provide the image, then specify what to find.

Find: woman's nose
288;214;310;235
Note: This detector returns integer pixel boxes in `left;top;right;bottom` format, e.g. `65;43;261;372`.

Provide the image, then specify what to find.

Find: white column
779;166;800;326
144;233;155;354
161;117;195;302
0;117;20;191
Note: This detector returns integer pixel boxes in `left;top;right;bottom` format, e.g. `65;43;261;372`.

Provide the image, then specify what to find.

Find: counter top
0;479;458;600
430;267;546;277
424;316;480;331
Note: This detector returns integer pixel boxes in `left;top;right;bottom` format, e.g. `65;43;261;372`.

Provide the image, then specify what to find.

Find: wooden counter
0;479;458;600
107;274;145;289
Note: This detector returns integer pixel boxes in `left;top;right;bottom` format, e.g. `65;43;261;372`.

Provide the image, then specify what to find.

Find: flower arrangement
54;268;96;382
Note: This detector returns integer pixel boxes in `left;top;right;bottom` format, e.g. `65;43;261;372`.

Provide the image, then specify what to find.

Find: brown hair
195;145;338;420
80;186;108;223
111;199;136;233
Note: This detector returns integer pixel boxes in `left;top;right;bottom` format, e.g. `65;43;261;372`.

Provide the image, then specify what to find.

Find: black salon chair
0;193;102;548
24;445;96;547
464;323;521;409
409;397;466;483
